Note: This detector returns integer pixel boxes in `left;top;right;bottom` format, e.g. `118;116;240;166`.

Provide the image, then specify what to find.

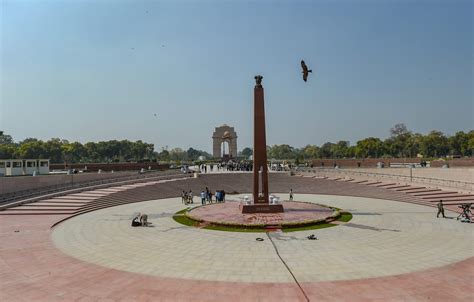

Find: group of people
199;161;253;173
181;188;226;205
131;213;149;227
181;190;194;204
200;187;225;204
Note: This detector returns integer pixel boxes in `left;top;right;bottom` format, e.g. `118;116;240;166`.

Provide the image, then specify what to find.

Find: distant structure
212;124;238;160
0;159;50;176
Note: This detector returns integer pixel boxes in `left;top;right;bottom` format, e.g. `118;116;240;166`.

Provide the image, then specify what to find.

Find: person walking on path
289;189;294;201
437;200;446;218
200;191;206;205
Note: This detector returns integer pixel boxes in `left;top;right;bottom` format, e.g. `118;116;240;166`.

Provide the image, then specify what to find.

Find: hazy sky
1;0;472;152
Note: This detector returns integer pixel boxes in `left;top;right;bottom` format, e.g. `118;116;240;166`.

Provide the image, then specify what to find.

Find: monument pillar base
240;203;284;213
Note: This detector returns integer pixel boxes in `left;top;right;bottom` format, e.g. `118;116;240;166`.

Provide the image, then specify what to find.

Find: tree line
0;132;211;163
1;124;472;163
245;124;473;160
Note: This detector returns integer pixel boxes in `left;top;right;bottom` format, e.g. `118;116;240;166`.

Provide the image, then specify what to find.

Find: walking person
289;189;294;201
181;190;186;204
189;190;193;204
437;200;446;218
200;190;206;205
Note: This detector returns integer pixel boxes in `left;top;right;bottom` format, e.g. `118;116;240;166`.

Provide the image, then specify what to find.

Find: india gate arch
212;124;238;159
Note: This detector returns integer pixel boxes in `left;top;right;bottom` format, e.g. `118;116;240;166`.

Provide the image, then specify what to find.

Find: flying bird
301;60;312;82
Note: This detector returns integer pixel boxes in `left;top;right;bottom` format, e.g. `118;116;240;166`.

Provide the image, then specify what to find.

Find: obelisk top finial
254;75;263;88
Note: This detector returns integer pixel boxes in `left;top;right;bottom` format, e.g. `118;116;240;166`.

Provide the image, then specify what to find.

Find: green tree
467;131;474;156
84;142;100;162
62;142;87;163
15;140;47;159
331;141;350;158
267;144;295;159
448;131;469;156
169;148;187;161
420;131;449;157
157;149;170;161
185;148;211;161
320;142;335;158
0;131;17;159
0;131;14;145
385;123;413;157
240;147;253;159
0;144;17;159
355;137;384;158
302;145;320;159
405;133;423;158
42;138;66;163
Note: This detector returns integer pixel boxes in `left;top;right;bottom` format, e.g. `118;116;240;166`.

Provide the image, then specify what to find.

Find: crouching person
131;214;141;227
140;214;149;226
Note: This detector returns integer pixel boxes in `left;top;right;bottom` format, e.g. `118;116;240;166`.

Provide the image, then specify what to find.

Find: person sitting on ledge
131;214;141;227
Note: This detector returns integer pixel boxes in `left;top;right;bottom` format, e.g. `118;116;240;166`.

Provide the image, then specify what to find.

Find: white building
0;159;50;176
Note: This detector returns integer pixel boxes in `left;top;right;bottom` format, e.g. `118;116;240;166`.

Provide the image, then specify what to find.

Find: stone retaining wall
0;171;141;195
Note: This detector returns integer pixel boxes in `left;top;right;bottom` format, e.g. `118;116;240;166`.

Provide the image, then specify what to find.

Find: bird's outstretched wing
301;60;308;73
303;73;308;82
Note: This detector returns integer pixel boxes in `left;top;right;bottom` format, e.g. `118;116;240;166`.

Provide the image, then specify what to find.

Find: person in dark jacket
437;200;446;218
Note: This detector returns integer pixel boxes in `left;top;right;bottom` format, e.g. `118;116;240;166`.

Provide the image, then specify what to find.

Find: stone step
0;210;76;215
365;181;383;186
395;186;425;191
374;183;397;187
413;192;461;197
384;185;411;190
7;206;81;211
17;203;83;208
422;196;474;202
50;196;98;200
31;201;89;205
403;189;442;194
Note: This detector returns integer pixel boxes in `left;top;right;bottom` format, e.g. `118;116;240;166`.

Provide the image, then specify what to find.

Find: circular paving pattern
186;200;337;227
51;194;474;283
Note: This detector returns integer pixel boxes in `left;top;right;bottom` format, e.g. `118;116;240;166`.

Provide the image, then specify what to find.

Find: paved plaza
1;175;473;301
51;194;473;284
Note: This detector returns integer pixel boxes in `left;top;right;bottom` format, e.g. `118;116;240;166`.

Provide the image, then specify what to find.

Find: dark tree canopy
1;125;473;162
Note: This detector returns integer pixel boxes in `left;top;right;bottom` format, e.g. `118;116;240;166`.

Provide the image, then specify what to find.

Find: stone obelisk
241;75;283;213
252;75;269;204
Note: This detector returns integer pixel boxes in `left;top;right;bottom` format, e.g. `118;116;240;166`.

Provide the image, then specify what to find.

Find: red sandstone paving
1;174;473;301
1;212;472;301
188;201;334;225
